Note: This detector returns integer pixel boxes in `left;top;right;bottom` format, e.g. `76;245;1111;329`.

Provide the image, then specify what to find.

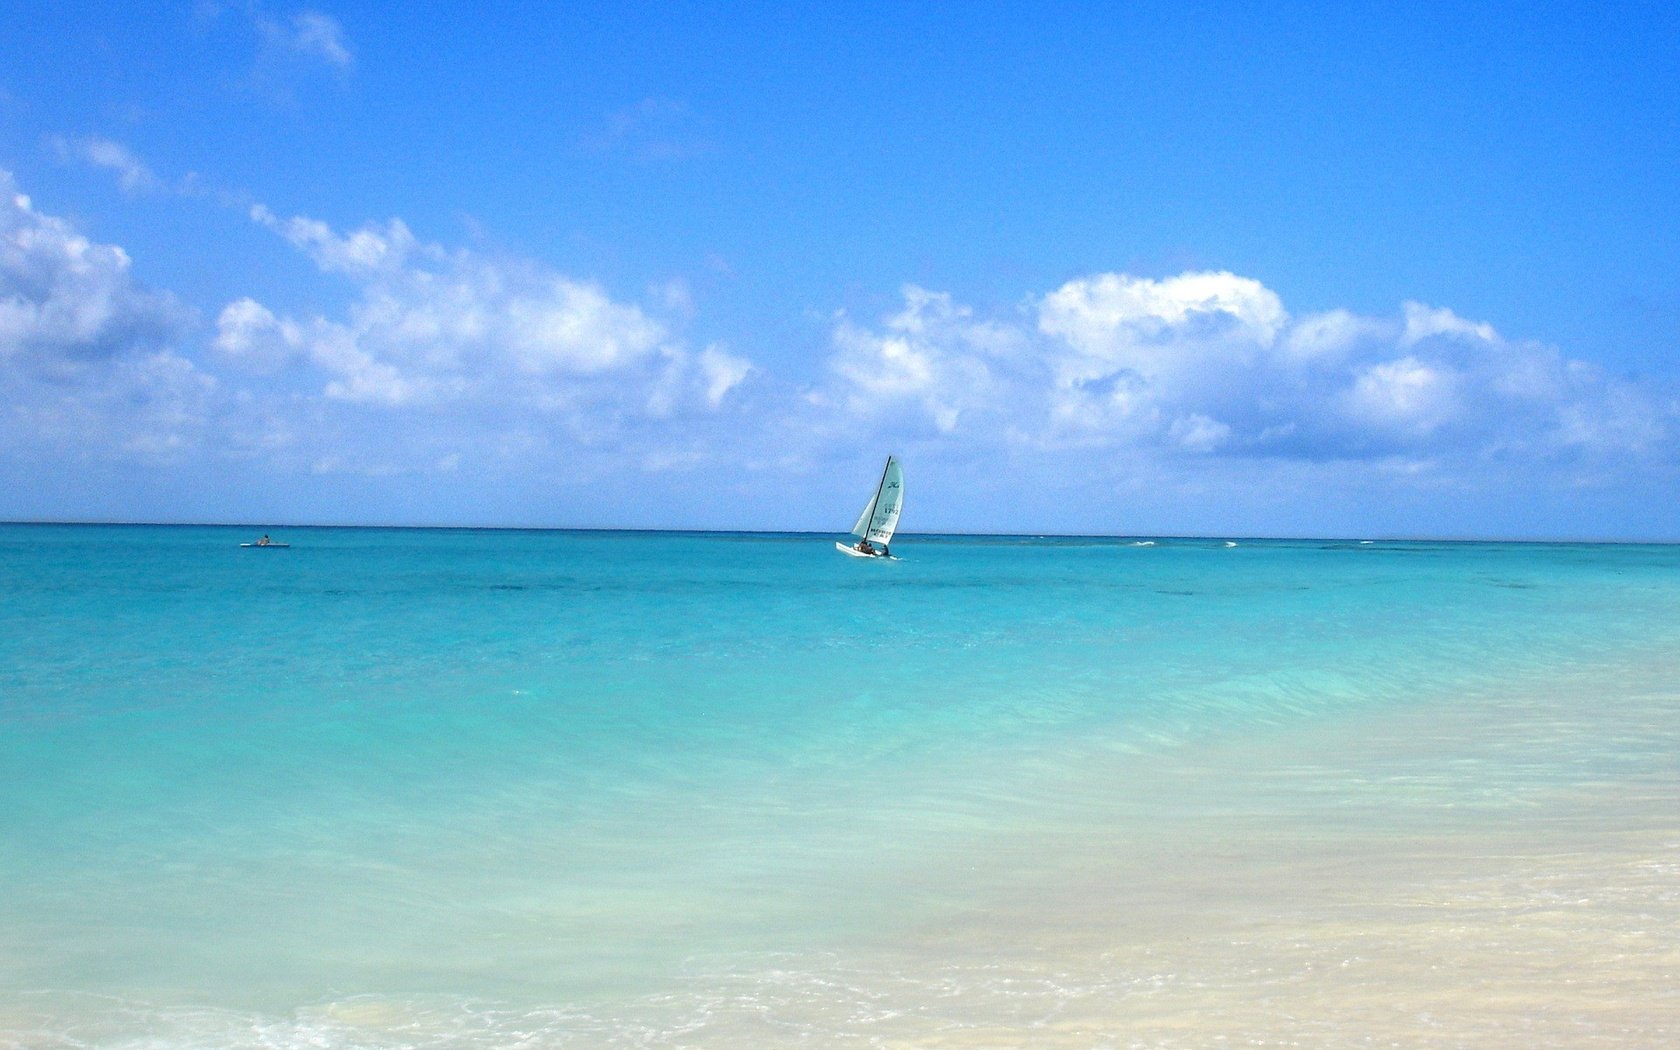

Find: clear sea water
1;525;1677;1047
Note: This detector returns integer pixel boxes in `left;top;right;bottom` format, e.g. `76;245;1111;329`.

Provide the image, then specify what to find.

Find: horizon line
2;519;1676;546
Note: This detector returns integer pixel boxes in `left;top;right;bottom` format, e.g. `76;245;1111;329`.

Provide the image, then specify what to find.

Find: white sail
849;456;903;545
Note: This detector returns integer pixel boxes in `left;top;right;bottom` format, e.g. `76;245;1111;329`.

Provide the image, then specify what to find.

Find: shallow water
1;526;1676;1046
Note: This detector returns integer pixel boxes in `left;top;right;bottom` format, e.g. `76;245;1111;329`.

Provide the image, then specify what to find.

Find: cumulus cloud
1279;308;1390;363
213;296;304;373
0;171;217;466
0;170;190;372
1344;355;1458;436
1;168;754;489
2;150;1669;531
1033;271;1288;443
1401;300;1497;346
231;205;751;416
1167;413;1233;453
1038;271;1288;382
819;270;1672;469
825;285;1021;435
698;344;752;407
6;348;220;467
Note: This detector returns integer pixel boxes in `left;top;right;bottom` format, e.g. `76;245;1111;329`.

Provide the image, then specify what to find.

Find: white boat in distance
837;456;903;559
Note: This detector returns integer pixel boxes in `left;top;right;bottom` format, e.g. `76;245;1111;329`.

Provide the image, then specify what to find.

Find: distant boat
837;456;903;559
240;535;289;549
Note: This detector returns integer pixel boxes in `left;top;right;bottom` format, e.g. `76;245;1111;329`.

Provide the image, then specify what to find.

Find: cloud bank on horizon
2;162;1673;536
824;272;1665;466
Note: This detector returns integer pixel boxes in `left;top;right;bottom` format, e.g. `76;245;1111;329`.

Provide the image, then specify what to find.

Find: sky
1;2;1677;538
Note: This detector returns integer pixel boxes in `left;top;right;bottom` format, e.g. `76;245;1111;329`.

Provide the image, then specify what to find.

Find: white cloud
1281;308;1391;363
825;285;1017;435
4;347;219;467
53;136;163;195
3;167;760;490
1552;382;1666;454
257;9;353;70
0;151;1670;533
236;206;749;417
1401;301;1497;346
251;205;412;276
191;3;354;101
0;170;190;371
1344;356;1460;436
820;269;1671;469
0;171;219;466
698;344;752;407
1038;271;1288;384
213;296;304;373
1168;412;1233;453
503;281;665;376
289;11;352;67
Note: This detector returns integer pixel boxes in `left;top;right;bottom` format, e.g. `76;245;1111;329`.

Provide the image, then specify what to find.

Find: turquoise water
2;525;1677;1046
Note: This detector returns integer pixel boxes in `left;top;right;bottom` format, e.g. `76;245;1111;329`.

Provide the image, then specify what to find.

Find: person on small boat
257;535;271;546
855;539;876;555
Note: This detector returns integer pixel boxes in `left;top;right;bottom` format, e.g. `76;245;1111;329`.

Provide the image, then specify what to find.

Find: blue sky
2;2;1677;537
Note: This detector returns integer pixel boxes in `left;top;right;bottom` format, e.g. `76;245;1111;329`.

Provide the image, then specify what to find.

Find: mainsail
850;456;904;546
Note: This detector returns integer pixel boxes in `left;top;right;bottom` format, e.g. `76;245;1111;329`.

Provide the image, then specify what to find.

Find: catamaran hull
836;542;895;560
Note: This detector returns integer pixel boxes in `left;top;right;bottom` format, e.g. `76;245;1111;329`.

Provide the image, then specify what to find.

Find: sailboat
837;456;903;559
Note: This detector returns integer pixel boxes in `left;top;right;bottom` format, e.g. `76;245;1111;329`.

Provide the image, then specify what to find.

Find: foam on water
1;526;1677;1045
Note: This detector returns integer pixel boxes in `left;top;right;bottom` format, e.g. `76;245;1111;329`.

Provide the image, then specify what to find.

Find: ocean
1;525;1676;1047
